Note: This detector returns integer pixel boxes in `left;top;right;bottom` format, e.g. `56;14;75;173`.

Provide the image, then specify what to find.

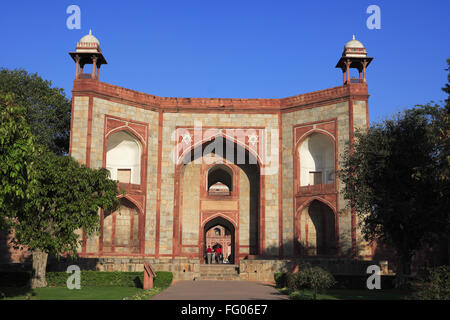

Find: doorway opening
203;216;235;264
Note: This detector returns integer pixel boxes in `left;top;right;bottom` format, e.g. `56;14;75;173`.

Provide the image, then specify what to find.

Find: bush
0;271;173;289
411;266;450;300
281;264;336;300
308;266;336;299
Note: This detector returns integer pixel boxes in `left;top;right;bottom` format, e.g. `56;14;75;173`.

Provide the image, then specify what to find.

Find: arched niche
298;132;335;186
106;130;142;184
296;199;336;256
102;198;141;254
207;164;233;195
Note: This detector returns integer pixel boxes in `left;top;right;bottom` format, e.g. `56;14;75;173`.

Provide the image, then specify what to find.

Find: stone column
96;64;101;80
362;60;368;83
75;55;80;79
346;59;351;84
91;56;98;80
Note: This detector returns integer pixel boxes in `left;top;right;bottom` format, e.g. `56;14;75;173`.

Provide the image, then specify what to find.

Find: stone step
199;267;239;273
200;264;237;268
198;264;240;280
197;277;241;281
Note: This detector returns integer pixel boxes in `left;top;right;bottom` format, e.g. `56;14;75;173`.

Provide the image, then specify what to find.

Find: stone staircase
198;264;241;280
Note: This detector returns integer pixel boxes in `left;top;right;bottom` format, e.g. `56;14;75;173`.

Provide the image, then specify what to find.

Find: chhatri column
96;64;101;80
75;55;80;79
91;55;98;80
345;59;351;84
362;60;368;83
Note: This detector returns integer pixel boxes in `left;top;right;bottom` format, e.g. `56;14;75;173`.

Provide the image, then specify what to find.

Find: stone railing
297;182;335;195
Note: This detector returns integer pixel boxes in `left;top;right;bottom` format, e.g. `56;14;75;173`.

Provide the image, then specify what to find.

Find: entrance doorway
203;216;235;264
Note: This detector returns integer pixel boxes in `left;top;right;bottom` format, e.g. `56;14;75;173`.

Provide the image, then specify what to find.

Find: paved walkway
151;280;288;300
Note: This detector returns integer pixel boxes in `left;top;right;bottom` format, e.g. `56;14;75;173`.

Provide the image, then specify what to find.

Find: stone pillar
91;56;98;80
362;60;368;83
345;59;351;84
96;64;101;80
75;55;80;79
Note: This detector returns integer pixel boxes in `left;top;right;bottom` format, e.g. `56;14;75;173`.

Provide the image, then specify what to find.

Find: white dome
79;29;100;45
344;35;364;49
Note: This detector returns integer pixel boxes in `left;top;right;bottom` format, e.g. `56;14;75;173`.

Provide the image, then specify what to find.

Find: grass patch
0;286;160;300
0;270;173;300
279;287;410;300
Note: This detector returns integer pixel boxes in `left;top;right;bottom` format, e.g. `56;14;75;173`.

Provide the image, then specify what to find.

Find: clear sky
1;0;449;123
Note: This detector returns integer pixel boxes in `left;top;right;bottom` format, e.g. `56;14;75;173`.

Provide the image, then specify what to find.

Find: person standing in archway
206;246;213;264
216;246;223;264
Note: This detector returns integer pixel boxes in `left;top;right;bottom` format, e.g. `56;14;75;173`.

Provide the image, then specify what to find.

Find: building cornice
72;79;369;114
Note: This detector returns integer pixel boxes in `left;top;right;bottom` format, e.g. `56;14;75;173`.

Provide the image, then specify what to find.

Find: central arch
174;134;262;261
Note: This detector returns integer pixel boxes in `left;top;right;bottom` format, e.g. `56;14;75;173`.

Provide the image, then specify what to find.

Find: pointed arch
101;197;141;254
202;215;236;264
296;131;336;187
106;130;143;184
294;198;338;256
177;133;263;167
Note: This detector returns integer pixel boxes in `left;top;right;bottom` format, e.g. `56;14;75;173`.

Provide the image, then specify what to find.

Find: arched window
298;133;335;186
106;131;142;184
207;164;233;195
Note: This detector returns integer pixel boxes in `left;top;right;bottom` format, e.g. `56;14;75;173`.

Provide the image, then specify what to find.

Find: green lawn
0;286;163;300
279;288;410;300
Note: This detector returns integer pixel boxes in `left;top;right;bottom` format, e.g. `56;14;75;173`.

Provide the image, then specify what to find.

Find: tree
409;59;450;250
340;60;450;287
0;94;120;287
0;93;36;227
0;68;71;155
0;70;120;287
6;149;121;288
340;111;445;287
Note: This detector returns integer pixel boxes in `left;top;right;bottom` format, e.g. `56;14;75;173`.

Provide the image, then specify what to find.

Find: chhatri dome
76;29;101;53
340;35;368;59
344;35;365;49
78;29;100;46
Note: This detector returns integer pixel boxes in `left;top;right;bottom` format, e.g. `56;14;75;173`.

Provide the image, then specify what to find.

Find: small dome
344;35;364;49
79;29;100;45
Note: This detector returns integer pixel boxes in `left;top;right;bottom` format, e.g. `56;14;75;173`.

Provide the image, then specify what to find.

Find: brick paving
151;280;289;300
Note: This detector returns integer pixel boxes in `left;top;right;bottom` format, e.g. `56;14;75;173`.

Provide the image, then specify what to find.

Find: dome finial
89;29;92;35
352;34;355;40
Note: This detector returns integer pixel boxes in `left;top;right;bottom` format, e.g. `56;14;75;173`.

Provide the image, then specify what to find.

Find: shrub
282;264;336;300
307;266;336;300
411;266;450;300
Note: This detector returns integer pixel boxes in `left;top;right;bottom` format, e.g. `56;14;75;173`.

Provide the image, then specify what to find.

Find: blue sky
0;0;449;123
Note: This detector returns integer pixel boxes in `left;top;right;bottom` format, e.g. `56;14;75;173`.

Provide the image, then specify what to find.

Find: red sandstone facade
0;33;375;268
